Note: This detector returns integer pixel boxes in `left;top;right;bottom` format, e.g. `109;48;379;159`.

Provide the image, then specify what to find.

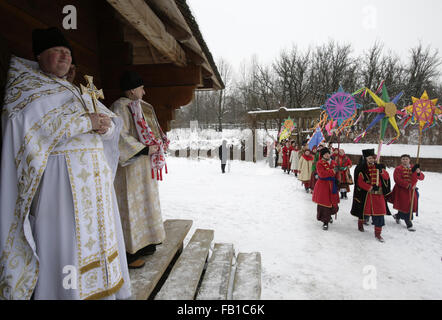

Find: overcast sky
187;0;442;76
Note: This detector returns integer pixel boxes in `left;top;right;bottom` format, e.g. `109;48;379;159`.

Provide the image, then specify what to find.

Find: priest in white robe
0;27;131;300
110;71;167;269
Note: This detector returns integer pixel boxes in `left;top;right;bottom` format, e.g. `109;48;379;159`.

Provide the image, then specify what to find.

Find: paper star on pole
403;91;439;132
354;84;405;144
319;86;363;135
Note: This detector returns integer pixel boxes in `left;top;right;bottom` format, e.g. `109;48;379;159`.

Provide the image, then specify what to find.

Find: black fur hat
120;70;144;92
32;27;73;59
320;147;330;157
362;148;375;158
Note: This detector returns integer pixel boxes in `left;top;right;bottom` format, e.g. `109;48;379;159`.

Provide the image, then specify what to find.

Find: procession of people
0;26;432;301
274;138;425;241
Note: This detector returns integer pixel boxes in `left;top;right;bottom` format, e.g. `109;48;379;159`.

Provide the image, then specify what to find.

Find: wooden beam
144;0;220;88
106;0;187;67
146;0;193;41
146;85;196;109
137;64;202;87
102;64;202;91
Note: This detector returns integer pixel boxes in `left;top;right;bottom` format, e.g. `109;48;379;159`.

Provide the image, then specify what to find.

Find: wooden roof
0;0;223;131
107;0;223;90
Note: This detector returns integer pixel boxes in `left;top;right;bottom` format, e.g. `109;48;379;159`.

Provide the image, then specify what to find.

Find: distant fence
346;154;442;173
168;148;441;173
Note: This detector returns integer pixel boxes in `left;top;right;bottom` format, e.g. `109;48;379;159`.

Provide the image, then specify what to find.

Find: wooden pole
416;130;422;165
376;139;382;186
409;130;422;219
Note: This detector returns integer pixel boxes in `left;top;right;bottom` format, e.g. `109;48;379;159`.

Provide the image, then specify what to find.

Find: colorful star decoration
354;84;405;144
318;86;363;136
402;91;440;132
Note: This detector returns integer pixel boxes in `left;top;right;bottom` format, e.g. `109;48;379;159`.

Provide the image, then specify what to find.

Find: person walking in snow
388;154;424;232
290;143;300;177
336;149;353;199
312;148;340;230
350;149;391;242
298;149;314;193
282;141;291;173
219;140;228;174
276;142;283;168
309;145;320;190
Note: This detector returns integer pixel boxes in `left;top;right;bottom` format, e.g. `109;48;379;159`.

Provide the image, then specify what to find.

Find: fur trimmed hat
32;27;73;59
120;70;144;92
362;148;375;158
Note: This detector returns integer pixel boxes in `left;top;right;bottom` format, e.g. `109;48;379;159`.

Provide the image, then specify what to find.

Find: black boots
358;220;364;232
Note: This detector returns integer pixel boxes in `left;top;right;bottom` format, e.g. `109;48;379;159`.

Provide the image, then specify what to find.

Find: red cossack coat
357;165;390;216
312;159;340;208
390;165;425;213
282;146;290;169
336;154;352;184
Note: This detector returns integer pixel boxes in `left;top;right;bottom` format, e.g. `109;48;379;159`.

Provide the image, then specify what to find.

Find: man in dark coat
218;140;228;173
350;149;391;242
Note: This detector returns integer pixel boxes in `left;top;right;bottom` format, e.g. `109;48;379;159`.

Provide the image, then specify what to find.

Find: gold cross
80;75;104;113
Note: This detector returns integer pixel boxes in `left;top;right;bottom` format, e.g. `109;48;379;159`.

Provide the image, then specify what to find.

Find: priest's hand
88;113;111;134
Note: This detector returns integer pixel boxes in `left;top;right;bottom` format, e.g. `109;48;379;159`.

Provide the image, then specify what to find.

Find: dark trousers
221;163;226;173
317;205;338;224
364;215;385;227
397;211;413;227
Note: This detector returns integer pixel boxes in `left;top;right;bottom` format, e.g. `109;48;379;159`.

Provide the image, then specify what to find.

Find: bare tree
406;43;442;98
215;58;233;131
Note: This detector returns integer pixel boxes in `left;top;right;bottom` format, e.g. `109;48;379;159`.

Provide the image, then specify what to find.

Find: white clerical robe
0;57;131;300
110;97;166;254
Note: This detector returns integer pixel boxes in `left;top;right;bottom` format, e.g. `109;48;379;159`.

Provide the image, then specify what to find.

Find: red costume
336;153;352;183
357;164;390;216
390;165;425;213
312;159;340;208
282;146;290;170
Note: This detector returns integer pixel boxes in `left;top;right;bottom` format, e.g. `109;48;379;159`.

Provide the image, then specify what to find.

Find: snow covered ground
159;157;442;300
167;128;442;159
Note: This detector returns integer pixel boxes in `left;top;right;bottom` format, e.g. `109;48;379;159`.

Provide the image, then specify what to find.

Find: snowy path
159;157;442;299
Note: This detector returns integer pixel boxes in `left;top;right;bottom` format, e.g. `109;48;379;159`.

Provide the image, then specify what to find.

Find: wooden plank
106;0;187;67
154;229;214;300
232;252;262;300
6;0;100;53
129;219;193;300
146;0;193;41
196;243;234;300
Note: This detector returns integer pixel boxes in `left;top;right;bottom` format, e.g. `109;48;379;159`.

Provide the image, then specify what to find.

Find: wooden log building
248;107;322;146
0;0;224;131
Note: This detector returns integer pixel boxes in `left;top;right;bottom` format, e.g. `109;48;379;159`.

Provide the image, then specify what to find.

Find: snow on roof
248;107;321;114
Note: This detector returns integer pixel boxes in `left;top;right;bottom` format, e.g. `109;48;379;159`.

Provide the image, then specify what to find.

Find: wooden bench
232;252;262;300
129;219;192;300
196;243;234;300
154;229;214;300
130;220;262;300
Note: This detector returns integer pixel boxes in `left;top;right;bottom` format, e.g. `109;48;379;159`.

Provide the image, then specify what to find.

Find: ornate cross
80;75;104;113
